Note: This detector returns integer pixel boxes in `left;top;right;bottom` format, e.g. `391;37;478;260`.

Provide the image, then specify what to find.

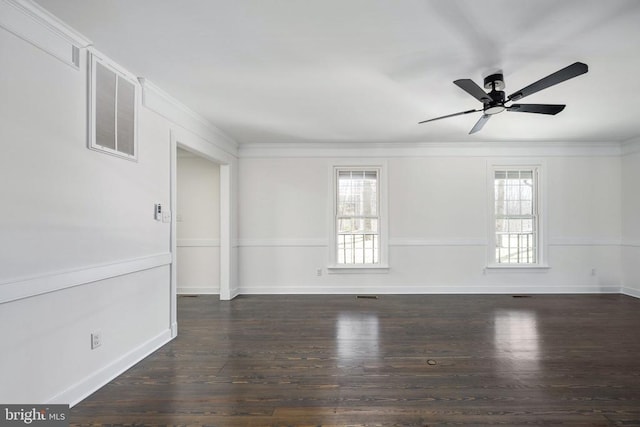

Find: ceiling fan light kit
419;62;589;134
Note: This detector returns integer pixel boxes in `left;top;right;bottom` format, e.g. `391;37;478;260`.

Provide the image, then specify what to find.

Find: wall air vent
88;52;139;161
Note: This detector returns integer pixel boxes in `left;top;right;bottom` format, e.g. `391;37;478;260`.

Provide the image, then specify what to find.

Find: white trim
327;264;390;274
219;164;233;300
621;137;640;156
177;287;219;295
239;284;621;295
238;238;328;248
169;135;178;338
171;127;236;165
239;141;622;159
228;285;241;300
177;238;221;248
233;237;626;248
485;264;550;271
622;287;640;299
170;129;236;302
48;329;172;407
389;238;486;246
549;237;622;246
0;0;90;69
0;253;172;304
622;240;640;248
140;79;238;157
171;322;178;337
86;47;138;83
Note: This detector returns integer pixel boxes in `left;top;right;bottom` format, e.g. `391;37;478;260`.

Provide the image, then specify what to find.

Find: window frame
88;51;139;161
328;160;389;272
487;160;548;269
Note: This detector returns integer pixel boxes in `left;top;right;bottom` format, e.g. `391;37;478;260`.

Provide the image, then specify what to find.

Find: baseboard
622;287;640;299
48;329;173;407
228;286;241;300
177;287;219;295
171;322;178;338
239;284;622;295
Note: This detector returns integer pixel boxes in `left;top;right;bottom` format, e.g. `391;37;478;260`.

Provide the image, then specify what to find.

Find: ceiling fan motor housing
482;73;507;114
484;73;505;91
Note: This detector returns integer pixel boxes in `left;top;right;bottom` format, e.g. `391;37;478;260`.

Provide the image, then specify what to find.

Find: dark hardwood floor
71;294;640;426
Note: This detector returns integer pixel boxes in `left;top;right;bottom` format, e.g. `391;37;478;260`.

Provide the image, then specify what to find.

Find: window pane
520;171;533;180
507;171;520;180
507;201;520;215
508;219;522;232
337;170;377;216
338;218;353;233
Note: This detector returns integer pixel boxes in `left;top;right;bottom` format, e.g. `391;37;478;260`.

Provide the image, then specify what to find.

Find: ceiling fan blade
454;79;491;103
507;62;588;102
507;104;566;115
469;114;490;134
418;108;480;124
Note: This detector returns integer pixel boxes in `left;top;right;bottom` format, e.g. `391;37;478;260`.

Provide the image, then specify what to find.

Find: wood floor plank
71;294;640;426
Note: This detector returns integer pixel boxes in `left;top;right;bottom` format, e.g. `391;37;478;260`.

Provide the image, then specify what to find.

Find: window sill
327;264;390;274
485;264;550;271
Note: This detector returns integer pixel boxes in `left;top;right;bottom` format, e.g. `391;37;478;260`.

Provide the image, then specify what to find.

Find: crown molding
238;140;622;159
2;0;91;46
622;136;640;156
139;78;239;157
0;0;91;68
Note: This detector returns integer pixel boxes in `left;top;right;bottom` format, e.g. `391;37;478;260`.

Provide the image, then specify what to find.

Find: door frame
169;128;236;337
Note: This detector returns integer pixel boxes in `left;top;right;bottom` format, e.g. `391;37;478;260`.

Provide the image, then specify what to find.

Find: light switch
154;203;162;221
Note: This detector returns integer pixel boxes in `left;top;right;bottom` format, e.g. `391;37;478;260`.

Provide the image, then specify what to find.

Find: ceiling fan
418;62;588;134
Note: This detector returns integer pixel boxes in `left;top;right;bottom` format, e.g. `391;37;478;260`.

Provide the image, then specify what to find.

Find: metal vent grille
89;54;138;161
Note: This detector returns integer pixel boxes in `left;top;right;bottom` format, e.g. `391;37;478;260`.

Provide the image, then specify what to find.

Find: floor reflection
494;310;540;373
336;313;380;361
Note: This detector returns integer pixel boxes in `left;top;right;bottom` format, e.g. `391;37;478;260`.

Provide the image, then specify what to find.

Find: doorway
169;129;236;338
175;148;221;295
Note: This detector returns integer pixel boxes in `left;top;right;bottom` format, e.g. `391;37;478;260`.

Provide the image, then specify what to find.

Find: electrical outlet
91;331;102;349
316;268;322;276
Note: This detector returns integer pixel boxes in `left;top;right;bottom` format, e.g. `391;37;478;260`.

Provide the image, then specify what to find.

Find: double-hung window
334;167;383;266
491;166;542;265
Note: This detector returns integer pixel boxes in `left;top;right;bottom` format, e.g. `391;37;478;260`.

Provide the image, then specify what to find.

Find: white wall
0;24;173;404
176;149;220;294
0;3;239;404
622;140;640;297
238;149;622;294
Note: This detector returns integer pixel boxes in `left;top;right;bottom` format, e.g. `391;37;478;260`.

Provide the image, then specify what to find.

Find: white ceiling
36;0;640;145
